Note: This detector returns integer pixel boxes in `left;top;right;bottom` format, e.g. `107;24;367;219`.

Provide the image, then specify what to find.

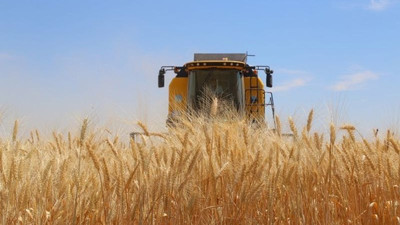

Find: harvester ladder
246;75;262;114
245;75;276;128
265;91;276;129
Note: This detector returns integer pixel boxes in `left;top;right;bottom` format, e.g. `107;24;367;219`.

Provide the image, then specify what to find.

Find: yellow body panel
244;77;265;120
169;77;188;114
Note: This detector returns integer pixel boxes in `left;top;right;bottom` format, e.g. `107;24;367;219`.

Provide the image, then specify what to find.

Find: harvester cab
158;53;276;127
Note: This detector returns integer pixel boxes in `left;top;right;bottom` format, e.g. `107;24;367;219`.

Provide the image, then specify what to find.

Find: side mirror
267;74;273;87
158;69;165;88
265;68;273;87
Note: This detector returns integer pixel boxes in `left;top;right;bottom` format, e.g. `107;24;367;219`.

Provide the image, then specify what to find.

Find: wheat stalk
289;117;298;139
330;122;336;145
275;115;282;137
80;118;88;147
12;120;18;142
306;109;314;133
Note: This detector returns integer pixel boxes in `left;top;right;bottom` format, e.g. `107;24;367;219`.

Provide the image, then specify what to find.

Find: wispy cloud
330;71;379;91
272;78;308;92
271;68;311;92
0;53;13;61
367;0;393;11
276;68;309;76
336;0;397;11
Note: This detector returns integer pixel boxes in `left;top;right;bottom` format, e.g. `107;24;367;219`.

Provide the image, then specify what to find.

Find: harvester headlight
175;94;183;102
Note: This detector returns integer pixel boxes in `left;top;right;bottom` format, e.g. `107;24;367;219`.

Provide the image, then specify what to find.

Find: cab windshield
188;69;244;112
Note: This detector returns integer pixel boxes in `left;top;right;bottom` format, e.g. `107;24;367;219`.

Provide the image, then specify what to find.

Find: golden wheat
0;112;399;224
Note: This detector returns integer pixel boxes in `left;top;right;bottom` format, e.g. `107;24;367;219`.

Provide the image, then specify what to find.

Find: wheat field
0;111;400;224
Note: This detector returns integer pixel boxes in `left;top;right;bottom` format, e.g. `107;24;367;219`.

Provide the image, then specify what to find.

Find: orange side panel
169;77;188;114
244;77;265;120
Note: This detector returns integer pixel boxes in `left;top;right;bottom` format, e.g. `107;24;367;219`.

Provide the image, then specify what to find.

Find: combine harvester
131;53;276;141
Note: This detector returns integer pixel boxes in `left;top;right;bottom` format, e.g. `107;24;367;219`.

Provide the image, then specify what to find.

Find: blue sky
0;0;399;136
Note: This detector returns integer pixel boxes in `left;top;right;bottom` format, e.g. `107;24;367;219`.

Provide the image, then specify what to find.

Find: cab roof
194;53;247;63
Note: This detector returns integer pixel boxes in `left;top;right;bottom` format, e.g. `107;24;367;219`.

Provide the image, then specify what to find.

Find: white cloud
330;71;379;91
367;0;392;11
272;78;308;92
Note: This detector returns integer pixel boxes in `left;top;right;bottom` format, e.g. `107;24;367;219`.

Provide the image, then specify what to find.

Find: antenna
244;51;255;62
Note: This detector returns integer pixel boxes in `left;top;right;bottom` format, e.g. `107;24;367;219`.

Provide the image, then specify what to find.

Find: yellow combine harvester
131;53;276;141
158;53;275;126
